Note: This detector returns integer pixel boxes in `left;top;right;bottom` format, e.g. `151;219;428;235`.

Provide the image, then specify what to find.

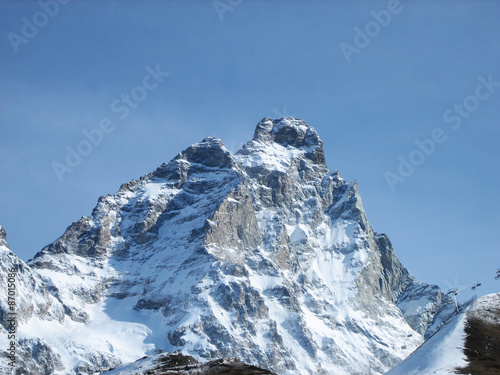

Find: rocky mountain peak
0;225;7;247
253;117;316;146
249;117;325;165
174;135;236;169
236;118;326;176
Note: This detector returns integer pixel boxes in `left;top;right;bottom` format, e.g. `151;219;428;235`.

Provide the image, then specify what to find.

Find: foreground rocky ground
103;353;276;375
456;294;500;375
388;292;500;375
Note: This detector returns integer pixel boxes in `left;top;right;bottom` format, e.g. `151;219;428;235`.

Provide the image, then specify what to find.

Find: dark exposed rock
250;118;325;165
174;136;237;169
30;216;108;263
104;353;276;375
455;294;500;375
12;338;65;375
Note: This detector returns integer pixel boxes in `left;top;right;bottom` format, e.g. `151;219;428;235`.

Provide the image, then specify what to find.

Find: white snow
17;300;153;374
387;311;467;375
286;224;309;243
235;139;309;174
468;293;500;325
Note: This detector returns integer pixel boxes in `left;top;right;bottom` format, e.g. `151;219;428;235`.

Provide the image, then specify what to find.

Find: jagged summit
174;136;235;169
1;118;454;375
253;118;321;147
146;135;237;182
131;117;325;186
239;117;325;166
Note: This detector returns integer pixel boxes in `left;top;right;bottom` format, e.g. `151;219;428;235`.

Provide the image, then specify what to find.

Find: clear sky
1;0;499;299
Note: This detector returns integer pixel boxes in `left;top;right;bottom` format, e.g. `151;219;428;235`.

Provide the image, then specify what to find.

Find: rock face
0;118;453;374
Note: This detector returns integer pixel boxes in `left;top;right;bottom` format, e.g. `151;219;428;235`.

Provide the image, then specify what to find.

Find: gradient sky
1;0;499;299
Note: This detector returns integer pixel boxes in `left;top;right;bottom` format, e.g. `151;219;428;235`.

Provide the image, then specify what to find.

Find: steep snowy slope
387;292;500;375
1;118;453;374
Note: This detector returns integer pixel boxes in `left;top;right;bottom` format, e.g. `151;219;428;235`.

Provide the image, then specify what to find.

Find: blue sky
1;0;499;298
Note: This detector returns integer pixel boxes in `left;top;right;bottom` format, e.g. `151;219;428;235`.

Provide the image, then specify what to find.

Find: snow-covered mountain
1;118;454;374
387;292;500;375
